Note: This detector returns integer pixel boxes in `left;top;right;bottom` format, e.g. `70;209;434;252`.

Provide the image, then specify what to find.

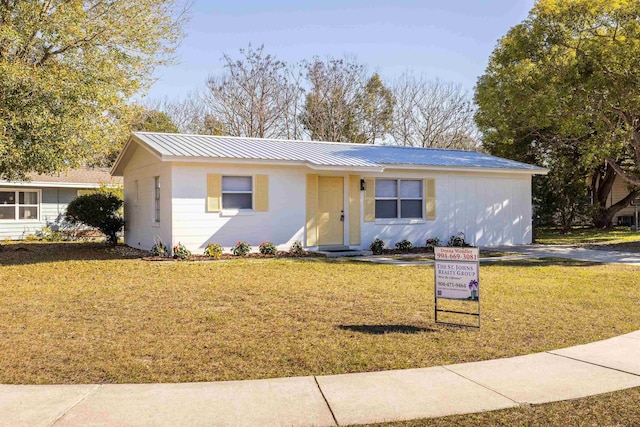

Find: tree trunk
593;189;640;228
591;163;639;228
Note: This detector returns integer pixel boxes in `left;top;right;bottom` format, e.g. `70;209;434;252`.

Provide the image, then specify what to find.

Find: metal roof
118;132;546;173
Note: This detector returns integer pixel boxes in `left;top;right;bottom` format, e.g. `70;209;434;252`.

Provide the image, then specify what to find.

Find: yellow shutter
306;174;318;246
348;175;361;245
254;175;269;212
206;174;222;212
364;178;376;222
425;178;436;220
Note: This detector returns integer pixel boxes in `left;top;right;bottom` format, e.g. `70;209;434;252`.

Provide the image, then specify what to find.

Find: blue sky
147;0;535;101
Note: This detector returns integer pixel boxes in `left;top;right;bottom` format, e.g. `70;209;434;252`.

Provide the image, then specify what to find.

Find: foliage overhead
0;0;188;180
475;0;640;186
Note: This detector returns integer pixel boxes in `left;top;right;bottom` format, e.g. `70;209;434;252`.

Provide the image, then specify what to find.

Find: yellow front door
317;176;344;246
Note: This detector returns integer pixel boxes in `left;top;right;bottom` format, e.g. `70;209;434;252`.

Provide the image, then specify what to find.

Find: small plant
425;237;440;250
150;237;169;257
259;241;277;255
369;238;385;255
204;243;223;258
173;242;191;260
231;241;251;256
395;239;413;251
289;240;304;256
447;232;472;247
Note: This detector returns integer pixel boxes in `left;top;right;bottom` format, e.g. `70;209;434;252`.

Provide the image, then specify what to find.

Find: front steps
310;245;373;258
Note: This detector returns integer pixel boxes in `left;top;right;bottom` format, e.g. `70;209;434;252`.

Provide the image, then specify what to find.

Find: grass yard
535;226;640;246
364;387;640;427
0;242;639;385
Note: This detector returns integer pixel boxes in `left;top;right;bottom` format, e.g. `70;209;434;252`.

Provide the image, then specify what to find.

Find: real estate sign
434;247;479;301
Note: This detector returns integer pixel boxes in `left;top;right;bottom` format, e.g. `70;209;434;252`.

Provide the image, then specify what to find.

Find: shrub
289;240;304;256
259;241;277;255
425;237;440;250
150;240;169;257
395;239;413;251
173;242;191;260
204;243;223;258
64;193;124;245
231;241;251;256
447;232;471;247
369;238;385;255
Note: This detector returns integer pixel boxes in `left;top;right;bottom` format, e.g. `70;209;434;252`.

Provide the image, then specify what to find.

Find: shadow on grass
338;324;438;335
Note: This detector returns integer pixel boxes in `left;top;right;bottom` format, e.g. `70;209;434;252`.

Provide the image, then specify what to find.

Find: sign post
434;246;480;328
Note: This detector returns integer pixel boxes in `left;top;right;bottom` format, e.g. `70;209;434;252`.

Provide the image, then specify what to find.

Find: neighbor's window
375;179;422;219
154;176;160;222
222;176;252;210
0;190;39;221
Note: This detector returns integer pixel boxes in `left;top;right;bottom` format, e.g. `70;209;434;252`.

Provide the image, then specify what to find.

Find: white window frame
374;179;424;220
221;175;253;214
0;189;41;221
153;176;160;223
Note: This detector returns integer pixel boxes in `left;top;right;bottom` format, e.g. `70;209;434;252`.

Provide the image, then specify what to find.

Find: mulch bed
143;250;325;262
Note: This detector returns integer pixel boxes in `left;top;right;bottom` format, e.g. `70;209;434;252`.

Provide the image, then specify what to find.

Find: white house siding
166;164;533;253
122;145;173;251
359;170;532;248
0;187;79;240
170;163;310;252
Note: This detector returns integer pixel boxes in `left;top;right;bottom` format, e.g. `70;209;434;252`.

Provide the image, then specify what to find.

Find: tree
131;109;179;134
355;73;395;144
65;193;124;245
300;56;368;142
203;45;302;139
391;74;478;149
475;0;640;228
0;0;188;181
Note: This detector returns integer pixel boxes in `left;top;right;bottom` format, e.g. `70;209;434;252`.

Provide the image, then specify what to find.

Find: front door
317;176;344;246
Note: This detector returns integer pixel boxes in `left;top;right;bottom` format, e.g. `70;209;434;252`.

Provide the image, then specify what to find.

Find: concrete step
313;249;373;258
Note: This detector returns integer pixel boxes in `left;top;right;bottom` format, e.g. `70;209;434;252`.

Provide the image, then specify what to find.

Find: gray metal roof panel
131;132;545;171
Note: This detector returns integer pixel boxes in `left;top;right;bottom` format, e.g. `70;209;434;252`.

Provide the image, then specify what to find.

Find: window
0;190;39;220
154;176;160;223
222;176;252;210
375;179;422;219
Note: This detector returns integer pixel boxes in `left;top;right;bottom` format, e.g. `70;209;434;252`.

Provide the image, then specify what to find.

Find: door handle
340;210;344;222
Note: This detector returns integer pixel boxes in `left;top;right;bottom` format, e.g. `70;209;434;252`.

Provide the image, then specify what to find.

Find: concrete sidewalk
358;245;640;266
2;331;640;426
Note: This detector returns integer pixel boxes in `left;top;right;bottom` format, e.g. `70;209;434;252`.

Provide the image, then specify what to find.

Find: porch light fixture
360;179;366;191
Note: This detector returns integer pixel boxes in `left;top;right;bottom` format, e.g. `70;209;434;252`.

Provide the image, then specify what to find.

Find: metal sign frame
434;247;481;328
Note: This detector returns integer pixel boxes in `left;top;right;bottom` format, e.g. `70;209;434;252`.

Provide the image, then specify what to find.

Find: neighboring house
0;168;122;240
111;132;547;253
607;176;640;226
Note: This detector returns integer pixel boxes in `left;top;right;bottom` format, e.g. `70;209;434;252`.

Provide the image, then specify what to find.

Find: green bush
369;238;385;255
259;241;277;255
395;239;413;251
173;242;191;260
65;193;124;244
425;237;440;250
289;240;304;256
231;241;251;256
447;232;471;247
151;240;168;257
204;243;223;258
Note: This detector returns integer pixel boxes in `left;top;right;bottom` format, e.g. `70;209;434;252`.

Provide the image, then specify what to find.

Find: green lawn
534;226;640;245
0;242;639;385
